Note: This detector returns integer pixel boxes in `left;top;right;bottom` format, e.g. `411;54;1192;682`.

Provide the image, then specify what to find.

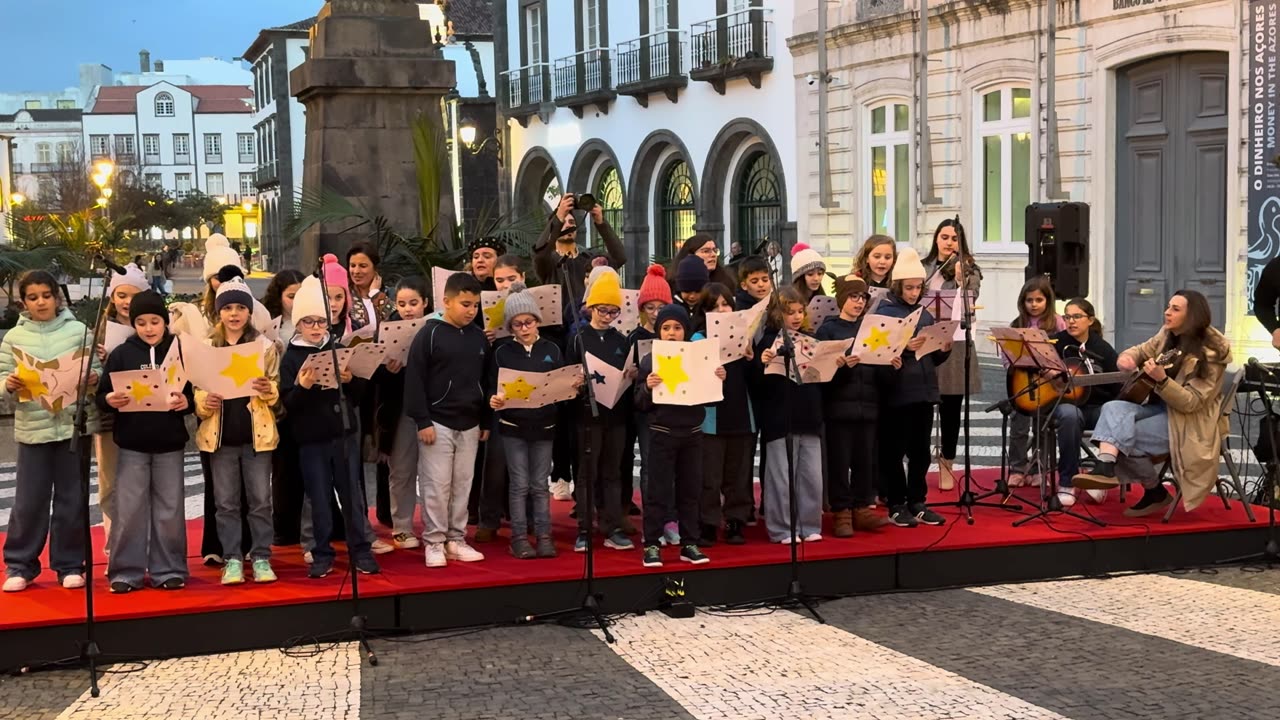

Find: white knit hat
108;263;149;293
892;246;927;282
790;243;826;280
292;274;328;323
202;233;243;281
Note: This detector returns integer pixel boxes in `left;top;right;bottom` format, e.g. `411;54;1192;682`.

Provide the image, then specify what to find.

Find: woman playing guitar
1049;299;1120;507
1072;290;1232;517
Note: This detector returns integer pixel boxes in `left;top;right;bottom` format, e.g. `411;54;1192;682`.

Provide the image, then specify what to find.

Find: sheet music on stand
989;327;1065;373
921;288;974;343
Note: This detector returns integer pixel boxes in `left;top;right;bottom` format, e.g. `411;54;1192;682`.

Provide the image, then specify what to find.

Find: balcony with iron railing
689;8;774;94
552;48;615;117
255;161;278;187
615;30;688;107
501;62;551;126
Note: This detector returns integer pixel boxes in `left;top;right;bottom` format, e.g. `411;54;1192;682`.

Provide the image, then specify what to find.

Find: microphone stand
316;260;377;666
1218;362;1279;566
68;260;115;696
521;260;613;642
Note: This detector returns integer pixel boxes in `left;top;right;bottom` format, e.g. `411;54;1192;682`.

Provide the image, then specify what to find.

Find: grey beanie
503;282;542;329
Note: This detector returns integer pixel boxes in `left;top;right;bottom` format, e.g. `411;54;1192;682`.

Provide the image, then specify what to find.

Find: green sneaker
221;558;245;585
252;558;277;583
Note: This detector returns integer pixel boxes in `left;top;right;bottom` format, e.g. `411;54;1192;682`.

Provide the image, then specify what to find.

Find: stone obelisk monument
292;0;455;262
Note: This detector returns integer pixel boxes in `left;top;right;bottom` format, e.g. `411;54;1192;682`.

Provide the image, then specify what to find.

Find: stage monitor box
1025;202;1089;298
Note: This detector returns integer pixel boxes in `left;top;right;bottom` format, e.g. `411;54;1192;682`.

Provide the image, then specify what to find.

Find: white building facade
499;0;798;285
791;0;1254;352
0;109;84;209
0;134;13;244
81;83;256;204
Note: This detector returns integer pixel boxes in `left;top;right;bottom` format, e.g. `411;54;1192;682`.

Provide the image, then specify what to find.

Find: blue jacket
0;309;94;445
874;294;951;407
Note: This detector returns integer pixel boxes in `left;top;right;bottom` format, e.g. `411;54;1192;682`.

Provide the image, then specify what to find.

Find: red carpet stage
0;469;1268;670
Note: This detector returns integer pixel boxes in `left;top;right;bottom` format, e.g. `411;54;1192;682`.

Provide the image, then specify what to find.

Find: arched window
657;158;696;261
734;150;781;255
593;165;624;246
865;101;912;243
155;92;175;117
974;85;1032;249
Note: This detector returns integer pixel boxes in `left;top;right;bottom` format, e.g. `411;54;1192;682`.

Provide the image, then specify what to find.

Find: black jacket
815;316;893;423
633;353;706;436
403;317;491;432
492;336;565;441
627;325;656;366
96;333;194;454
279;335;366;445
750;328;824;443
1255;256;1280;333
532;213;627;326
568;324;630;424
876;294;950;407
1053;330;1121;407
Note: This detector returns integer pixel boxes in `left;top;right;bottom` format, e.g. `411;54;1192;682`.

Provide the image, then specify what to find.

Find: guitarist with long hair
1073;290;1232;517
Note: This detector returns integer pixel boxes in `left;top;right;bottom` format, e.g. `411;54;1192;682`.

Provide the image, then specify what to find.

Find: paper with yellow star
159;341;187;394
11;346;90;414
180;334;265;399
706;297;770;365
914;320;960;359
496;365;583;410
378;317;427;365
651;338;722;406
763;333;854;384
851;308;923;365
584;351;634;410
481;286;564;338
108;370;172;412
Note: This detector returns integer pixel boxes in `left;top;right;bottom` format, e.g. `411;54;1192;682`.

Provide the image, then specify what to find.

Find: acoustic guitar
1117;348;1182;405
1006;358;1132;415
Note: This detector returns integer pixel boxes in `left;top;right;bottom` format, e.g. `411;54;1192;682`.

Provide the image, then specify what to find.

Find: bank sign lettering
1249;0;1280;314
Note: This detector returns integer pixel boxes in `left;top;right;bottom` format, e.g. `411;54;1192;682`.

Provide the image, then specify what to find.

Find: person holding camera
533;192;627;329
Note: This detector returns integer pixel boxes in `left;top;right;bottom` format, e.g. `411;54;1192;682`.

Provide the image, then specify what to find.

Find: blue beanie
676;255;709;294
654;303;692;339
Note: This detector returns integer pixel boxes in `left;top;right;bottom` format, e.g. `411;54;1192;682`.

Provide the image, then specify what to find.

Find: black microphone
95;254;127;275
314;257;326;280
1249;357;1279;382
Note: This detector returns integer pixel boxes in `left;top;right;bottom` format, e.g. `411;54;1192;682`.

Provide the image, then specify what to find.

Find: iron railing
616;30;687;86
502;62;551;109
690;8;774;70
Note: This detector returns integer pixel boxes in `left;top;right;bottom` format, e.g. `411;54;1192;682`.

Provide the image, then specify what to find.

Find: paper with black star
344;342;388;379
866;287;890;315
705;296;769;364
914;320;959;359
651;338;722;406
481;285;564;338
497;365;583;410
341;324;377;348
763;333;853;384
851;309;922;365
609;289;641;334
584;351;633;410
109;369;172;412
634;339;654;364
298;348;355;390
432;267;461;312
378;317;427;365
807;295;840;328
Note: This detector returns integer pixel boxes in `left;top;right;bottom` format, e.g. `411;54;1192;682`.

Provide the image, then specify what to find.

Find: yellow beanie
584;267;624;308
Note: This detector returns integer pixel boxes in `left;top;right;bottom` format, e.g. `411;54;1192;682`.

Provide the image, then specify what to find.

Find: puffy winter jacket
194;335;281;453
815;316;893;423
874;294;951;407
0;309;94;445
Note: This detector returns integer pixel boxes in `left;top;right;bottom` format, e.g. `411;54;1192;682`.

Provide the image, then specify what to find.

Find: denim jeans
4;440;85;582
764;435;823;542
299;434;372;564
108;449;188;588
504;435;553;537
416;424;481;545
1092;400;1170;458
211;444;274;561
1055;404;1102;487
386;414;420;536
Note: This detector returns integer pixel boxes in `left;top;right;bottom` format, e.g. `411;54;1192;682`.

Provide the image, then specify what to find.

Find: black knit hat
129;290;168;326
467;236;506;256
654;303;691;339
215;264;245;284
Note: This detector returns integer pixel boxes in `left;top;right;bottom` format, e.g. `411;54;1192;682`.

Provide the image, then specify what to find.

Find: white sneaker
424;543;447;568
1056;490;1077;508
370;539;394;555
1085;488;1109;504
803;533;823;543
61;574;85;589
3;576;29;592
445;540;485;562
551;480;573;502
393;533;421;550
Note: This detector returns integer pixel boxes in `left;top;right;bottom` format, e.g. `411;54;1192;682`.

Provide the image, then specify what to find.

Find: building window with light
240;173;255;197
155;92;175;117
866;101;912;244
657;158;696;262
975;86;1032;249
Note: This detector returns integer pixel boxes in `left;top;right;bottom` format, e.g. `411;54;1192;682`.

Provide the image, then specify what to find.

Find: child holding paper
623;264;671;536
694;285;755;546
1006;276;1066;487
280;273;380;579
97;290;195;592
374;276;429;550
753;288;825;543
817;274;899;537
875;248;951;527
195;278;281;585
489;283;573;559
1;271;93;592
635;304;721;567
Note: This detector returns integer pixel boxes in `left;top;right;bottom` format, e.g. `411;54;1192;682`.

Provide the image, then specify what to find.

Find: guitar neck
1071;371;1134;388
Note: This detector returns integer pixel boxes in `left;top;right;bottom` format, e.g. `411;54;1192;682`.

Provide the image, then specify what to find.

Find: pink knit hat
321;253;349;290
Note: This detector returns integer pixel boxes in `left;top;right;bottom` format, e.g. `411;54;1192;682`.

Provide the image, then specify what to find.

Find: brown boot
853;507;891;531
474;527;497;543
832;509;855;538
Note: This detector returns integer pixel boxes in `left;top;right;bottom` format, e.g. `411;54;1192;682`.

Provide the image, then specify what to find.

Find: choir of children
5;230;997;592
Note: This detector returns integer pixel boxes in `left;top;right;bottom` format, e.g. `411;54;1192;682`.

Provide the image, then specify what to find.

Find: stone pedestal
291;0;456;262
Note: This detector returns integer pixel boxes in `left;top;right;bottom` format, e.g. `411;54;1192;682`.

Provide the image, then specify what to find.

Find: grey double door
1114;52;1228;351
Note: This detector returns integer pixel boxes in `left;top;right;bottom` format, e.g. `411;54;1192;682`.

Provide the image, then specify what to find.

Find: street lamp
92;159;114;219
242;200;255;213
10;192;24;205
458;121;502;166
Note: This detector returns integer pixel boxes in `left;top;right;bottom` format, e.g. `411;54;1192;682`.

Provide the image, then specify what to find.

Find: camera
574;193;596;212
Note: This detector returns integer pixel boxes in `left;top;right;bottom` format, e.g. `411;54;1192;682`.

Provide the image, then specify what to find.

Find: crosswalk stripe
970;575;1280;668
598;610;1069;719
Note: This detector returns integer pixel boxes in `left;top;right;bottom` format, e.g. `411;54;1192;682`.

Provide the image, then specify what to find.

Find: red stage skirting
0;469;1262;632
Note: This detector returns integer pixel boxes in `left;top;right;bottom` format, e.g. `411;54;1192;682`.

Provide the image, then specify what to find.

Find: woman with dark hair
672;234;737;292
346;241;394;332
1073;290;1232;518
922;218;982;491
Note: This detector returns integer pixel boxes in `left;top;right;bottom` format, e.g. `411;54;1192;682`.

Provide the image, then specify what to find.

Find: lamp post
91;159;114;220
459;121;502;166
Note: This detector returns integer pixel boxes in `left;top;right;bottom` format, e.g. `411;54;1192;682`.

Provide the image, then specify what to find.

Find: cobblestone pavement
3;568;1279;719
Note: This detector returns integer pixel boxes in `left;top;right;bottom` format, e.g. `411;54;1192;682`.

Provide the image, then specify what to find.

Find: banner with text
1249;0;1280;313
